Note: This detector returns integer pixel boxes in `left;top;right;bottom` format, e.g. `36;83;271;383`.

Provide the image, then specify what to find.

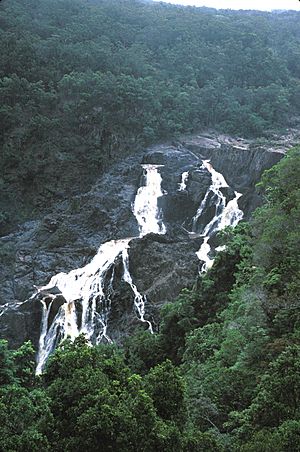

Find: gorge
0;132;285;369
1;0;300;448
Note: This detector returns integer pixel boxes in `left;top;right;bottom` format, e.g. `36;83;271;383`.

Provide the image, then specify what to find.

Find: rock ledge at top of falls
0;128;297;349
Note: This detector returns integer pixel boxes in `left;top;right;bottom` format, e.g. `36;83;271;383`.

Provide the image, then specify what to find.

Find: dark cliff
0;132;286;350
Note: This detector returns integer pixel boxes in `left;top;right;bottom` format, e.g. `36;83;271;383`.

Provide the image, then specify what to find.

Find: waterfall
193;160;243;273
0;303;9;318
31;156;243;371
36;300;63;375
133;164;166;236
178;171;189;191
196;237;213;273
36;238;132;373
35;164;166;373
122;245;153;333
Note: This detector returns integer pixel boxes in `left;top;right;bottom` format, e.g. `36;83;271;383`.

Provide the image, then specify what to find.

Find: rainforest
0;0;300;451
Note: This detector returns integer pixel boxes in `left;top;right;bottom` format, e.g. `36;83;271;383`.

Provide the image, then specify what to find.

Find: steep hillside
0;146;299;451
0;131;285;356
1;1;300;449
1;0;300;233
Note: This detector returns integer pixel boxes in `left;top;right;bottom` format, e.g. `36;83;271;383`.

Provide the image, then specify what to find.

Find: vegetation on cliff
1;0;300;448
1;0;300;232
1;147;299;451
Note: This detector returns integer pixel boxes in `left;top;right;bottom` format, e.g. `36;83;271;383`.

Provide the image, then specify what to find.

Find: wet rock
47;295;66;328
42;216;60;232
0;130;289;351
0;298;43;349
128;235;199;302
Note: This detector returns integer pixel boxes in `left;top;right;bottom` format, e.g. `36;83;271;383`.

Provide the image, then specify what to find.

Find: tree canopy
1;147;300;451
1;0;300;232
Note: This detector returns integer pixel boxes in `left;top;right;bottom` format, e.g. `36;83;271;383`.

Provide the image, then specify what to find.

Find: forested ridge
1;146;300;451
1;0;300;450
1;0;300;232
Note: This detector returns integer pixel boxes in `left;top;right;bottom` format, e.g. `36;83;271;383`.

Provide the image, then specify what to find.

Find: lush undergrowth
1;0;300;232
1;0;300;448
1;147;299;451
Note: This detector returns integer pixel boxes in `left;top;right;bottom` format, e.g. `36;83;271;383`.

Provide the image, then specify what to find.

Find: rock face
0;131;286;355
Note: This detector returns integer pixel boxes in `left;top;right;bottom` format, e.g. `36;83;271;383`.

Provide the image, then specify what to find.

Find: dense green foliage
125;147;300;450
1;0;300;232
1;148;299;451
0;337;217;451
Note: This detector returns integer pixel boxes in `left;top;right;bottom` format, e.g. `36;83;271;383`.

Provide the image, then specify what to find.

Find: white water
196;237;213;273
122;245;153;333
133;164;166;236
194;160;243;273
0;303;9;318
35;164;166;373
178;171;189;191
36;238;131;373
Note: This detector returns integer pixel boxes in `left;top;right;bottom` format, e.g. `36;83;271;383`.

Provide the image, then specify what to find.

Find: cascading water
30;155;243;372
178;171;189;191
133;164;166;236
35;164;166;373
36;238;131;373
122;245;153;334
193;160;244;272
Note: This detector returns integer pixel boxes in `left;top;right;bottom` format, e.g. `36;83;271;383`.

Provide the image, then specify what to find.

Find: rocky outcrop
0;130;289;351
181;132;284;215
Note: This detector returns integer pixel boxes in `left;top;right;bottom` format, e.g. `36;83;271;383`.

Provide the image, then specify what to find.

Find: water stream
35;164;166;373
178;171;189;191
34;158;243;372
193;160;243;272
133;164;166;236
